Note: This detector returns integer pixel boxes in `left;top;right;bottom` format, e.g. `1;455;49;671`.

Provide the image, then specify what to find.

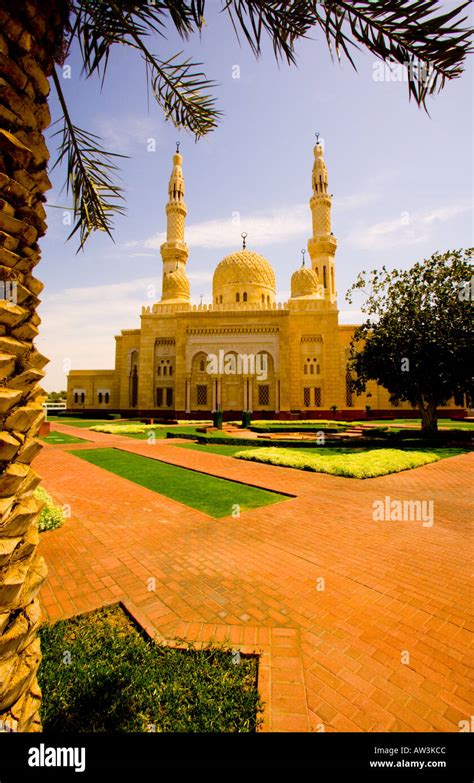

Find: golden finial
241;232;247;249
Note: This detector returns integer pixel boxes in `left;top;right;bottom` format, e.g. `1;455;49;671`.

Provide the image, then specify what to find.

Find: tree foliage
345;249;474;431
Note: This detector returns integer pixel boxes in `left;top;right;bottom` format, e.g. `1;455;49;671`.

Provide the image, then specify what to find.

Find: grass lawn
40;431;89;445
39;605;262;732
234;446;464;479
70;447;288;517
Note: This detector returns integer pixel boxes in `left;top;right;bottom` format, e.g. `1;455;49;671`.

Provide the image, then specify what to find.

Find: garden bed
166;431;472;450
39;605;262;732
234;447;461;479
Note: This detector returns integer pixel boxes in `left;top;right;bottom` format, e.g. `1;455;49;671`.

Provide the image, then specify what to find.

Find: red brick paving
36;423;473;732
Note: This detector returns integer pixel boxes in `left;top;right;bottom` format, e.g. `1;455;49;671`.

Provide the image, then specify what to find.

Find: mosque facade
66;143;461;418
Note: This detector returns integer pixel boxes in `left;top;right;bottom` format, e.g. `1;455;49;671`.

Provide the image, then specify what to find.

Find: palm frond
70;0;220;135
221;0;314;65
222;0;473;108
51;69;127;252
51;0;472;251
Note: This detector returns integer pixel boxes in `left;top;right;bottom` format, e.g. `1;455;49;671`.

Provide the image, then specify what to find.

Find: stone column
185;376;191;413
275;377;280;414
211;378;216;412
248;377;253;413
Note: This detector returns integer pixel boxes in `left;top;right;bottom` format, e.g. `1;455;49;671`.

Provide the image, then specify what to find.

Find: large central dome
213;249;276;308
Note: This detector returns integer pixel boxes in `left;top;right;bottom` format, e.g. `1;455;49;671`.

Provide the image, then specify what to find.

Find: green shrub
35;486;65;532
90;423;160;434
234;447;441;479
250;419;346;427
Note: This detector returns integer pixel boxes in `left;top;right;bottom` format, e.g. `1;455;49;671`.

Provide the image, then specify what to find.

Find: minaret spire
160;146;190;302
307;135;337;303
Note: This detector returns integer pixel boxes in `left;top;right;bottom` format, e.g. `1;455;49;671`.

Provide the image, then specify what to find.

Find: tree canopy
345;248;474;432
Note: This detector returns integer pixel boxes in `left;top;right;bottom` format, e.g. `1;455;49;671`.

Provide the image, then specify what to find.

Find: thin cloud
345;200;471;251
140;190;379;251
95;115;160;153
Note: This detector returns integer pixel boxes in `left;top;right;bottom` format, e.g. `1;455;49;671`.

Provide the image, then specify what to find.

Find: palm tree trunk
0;0;65;732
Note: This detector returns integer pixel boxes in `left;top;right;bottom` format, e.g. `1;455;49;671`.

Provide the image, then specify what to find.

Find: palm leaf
223;0;473;108
70;0;220;135
51;0;472;249
51;69;127;252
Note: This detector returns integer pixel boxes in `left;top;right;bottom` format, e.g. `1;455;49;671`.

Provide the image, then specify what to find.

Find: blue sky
37;2;473;390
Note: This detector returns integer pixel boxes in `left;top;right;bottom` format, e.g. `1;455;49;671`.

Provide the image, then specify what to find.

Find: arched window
310;364;314;375
105;392;110;404
199;358;205;372
304;365;308;375
74;393;78;403
243;292;247;302
98;392;103;404
267;296;270;305
169;366;173;376
157;366;161;376
163;366;167;376
236;292;240;302
219;295;223;303
261;294;265;303
80;392;85;403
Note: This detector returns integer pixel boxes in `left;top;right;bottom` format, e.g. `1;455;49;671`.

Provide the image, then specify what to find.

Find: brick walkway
37;424;473;732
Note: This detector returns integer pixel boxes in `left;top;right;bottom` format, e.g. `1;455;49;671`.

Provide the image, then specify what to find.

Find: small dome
291;265;319;298
213;249;276;307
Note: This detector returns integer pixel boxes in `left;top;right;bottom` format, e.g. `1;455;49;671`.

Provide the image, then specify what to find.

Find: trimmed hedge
249;424;346;433
385;429;472;441
250;419;347;426
166;431;472;450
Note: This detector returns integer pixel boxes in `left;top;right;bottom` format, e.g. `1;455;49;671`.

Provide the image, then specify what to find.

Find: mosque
66;141;459;418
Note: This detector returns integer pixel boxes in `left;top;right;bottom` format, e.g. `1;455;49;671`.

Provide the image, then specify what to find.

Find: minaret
307;136;337;303
160;144;190;302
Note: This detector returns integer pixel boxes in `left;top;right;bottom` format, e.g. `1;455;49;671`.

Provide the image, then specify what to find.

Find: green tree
0;0;472;732
346;249;474;434
46;390;66;401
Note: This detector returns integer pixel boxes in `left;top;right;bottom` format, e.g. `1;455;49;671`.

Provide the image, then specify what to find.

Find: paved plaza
37;424;473;732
